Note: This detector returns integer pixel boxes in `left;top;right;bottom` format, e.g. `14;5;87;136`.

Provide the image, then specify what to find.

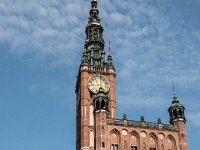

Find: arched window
149;133;158;150
166;135;177;150
130;131;139;150
96;100;100;110
179;109;182;117
101;100;106;109
111;129;120;150
173;109;178;118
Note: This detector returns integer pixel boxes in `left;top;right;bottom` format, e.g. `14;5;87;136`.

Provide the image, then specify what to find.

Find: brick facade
75;1;188;150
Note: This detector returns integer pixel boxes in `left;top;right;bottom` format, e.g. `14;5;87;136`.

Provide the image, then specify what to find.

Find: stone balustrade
107;118;179;132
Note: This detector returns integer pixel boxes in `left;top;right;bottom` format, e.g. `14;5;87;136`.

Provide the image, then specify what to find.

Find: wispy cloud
97;0;200;110
0;0;199;111
0;0;88;67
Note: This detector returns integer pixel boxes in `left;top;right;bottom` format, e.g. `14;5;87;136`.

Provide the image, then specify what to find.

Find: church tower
76;1;116;150
75;1;188;150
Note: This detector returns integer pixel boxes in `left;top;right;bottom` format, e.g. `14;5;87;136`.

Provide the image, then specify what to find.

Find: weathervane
172;81;176;96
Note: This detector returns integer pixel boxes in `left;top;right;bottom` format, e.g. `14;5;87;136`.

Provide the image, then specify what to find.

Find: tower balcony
88;66;107;73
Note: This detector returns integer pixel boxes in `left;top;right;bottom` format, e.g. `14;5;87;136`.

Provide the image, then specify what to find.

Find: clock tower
75;0;116;150
75;1;188;150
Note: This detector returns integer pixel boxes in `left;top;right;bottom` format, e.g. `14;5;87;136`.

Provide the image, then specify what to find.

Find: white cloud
0;0;86;67
0;0;199;110
97;0;200;110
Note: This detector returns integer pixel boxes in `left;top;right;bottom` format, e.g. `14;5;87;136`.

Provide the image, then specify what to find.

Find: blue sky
0;0;200;150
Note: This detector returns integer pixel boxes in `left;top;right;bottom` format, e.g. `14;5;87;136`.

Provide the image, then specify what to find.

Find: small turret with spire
168;84;186;124
168;84;188;150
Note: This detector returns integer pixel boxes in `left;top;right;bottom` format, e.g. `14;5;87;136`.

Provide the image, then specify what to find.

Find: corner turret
168;87;188;150
168;93;186;124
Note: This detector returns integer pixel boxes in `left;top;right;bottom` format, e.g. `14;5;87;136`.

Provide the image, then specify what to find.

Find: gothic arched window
101;100;106;109
179;109;182;117
149;133;158;150
173;109;178;118
166;135;177;150
96;100;100;110
111;129;120;150
130;131;139;149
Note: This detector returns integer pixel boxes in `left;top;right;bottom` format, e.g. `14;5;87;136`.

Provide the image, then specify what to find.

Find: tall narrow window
102;142;105;148
112;144;114;150
131;146;138;150
111;144;118;150
124;140;127;150
149;135;157;150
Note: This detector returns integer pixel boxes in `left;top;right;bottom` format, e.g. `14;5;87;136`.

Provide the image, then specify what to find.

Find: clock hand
95;78;100;86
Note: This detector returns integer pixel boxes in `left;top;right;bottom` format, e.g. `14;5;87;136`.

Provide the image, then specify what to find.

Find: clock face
88;76;110;94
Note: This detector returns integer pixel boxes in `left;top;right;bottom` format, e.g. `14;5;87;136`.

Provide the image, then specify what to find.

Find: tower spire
172;82;179;103
89;0;100;24
168;85;186;124
172;81;175;96
84;0;105;67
